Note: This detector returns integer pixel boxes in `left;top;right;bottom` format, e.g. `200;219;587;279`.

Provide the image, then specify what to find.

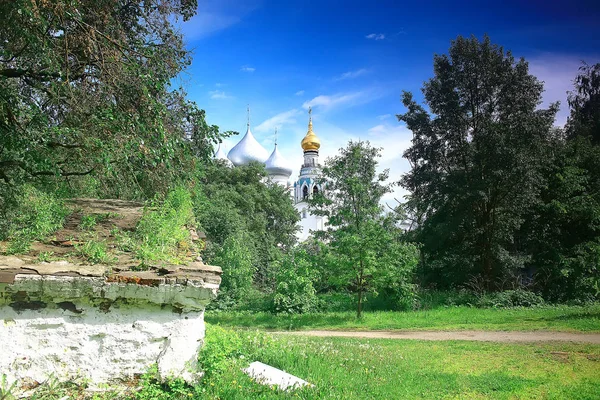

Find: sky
177;0;600;205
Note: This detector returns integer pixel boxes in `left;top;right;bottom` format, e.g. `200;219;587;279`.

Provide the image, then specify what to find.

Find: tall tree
567;62;600;144
399;35;558;290
194;162;300;291
311;140;416;317
0;0;223;198
522;62;600;300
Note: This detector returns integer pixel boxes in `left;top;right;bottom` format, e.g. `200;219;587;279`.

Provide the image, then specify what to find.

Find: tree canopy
311;141;418;316
399;35;558;290
0;0;223;198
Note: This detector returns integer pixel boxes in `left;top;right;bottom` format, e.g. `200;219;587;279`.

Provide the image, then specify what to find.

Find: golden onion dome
301;108;321;151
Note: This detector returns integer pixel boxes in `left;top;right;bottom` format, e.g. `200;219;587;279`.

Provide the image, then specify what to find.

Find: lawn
206;304;600;333
145;327;599;399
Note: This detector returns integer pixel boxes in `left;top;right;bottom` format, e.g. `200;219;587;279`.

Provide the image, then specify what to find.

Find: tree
194;162;300;291
311;140;416;317
0;0;223;198
567;62;600;144
399;35;558;290
522;62;600;300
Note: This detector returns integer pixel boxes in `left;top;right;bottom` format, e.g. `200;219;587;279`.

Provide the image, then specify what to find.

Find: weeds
2;185;69;255
80;213;121;231
37;251;56;263
75;240;116;264
134;187;197;266
0;374;16;400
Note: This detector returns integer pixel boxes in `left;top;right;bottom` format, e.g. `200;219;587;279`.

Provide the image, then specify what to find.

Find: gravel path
273;330;600;344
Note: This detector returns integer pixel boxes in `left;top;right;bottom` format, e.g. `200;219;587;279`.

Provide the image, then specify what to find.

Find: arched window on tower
313;186;319;195
302;185;309;200
302;209;307;219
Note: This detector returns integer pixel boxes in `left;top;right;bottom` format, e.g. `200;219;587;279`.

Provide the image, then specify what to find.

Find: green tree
0;0;223;198
311;140;415;317
194;162;299;292
399;35;558;290
567;62;600;144
522;62;600;300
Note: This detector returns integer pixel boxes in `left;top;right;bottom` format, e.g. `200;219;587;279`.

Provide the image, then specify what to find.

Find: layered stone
0;256;221;391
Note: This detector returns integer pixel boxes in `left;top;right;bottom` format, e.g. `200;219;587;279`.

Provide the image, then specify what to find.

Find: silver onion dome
213;143;232;165
227;125;269;166
265;144;292;178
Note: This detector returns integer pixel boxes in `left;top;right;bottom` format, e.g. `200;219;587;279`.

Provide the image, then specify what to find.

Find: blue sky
178;0;600;204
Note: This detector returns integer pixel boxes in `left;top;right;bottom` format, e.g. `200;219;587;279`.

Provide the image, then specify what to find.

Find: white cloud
255;109;301;133
181;13;240;40
295;90;305;96
366;33;385;40
336;68;368;80
209;90;232;99
302;92;363;110
528;54;583;127
377;114;392;121
180;0;260;41
240;66;256;72
215;82;225;87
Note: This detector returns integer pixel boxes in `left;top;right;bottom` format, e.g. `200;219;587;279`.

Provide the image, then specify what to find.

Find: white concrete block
243;361;313;391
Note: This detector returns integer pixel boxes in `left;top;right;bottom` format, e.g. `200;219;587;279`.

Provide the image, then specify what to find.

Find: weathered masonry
0;256;221;390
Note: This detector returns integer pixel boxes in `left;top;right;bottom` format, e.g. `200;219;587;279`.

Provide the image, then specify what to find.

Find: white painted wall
1;305;205;387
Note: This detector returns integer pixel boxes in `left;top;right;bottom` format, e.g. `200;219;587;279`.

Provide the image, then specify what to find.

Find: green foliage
0;374;16;400
75;239;116;265
273;250;319;314
135;187;196;264
0;0;227;199
134;366;193;400
567;62;600;144
210;233;256;310
310;140;416;317
520;64;600;302
1;185;68;254
197;324;246;378
478;289;545;308
79;215;97;231
399;35;558;291
194;162;299;291
36;251;56;263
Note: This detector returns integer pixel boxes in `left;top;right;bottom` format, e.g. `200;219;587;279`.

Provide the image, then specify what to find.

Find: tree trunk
357;261;364;318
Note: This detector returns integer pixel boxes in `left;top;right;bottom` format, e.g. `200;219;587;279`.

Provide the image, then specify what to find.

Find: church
213;108;326;241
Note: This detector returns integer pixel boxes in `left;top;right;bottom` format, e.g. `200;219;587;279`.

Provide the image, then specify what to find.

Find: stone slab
244;361;313;391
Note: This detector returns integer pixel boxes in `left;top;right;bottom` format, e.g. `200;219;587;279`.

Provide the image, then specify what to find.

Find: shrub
478;289;545;308
210;233;256;310
135;187;196;264
2;185;69;254
273;250;318;314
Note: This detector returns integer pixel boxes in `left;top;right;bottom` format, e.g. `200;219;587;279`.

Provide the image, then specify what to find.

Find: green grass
149;326;600;399
206;304;600;333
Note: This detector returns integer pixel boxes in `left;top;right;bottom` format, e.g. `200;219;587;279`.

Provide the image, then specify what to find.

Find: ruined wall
0;257;221;390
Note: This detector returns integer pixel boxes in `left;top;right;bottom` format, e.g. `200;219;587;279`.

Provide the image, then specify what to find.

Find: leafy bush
478;289;545;308
273;250;318;314
75;239;116;264
197;324;246;379
1;185;69;254
134;365;193;400
135;187;196;264
416;289;479;309
210;233;256;310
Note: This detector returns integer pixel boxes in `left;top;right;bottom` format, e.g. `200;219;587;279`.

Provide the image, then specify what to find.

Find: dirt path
273;330;600;344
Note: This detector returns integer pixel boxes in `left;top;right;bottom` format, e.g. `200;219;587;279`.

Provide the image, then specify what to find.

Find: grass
206;304;600;333
133;187;198;266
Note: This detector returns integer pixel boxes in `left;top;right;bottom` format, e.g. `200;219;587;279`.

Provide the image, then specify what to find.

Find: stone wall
0;257;221;391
